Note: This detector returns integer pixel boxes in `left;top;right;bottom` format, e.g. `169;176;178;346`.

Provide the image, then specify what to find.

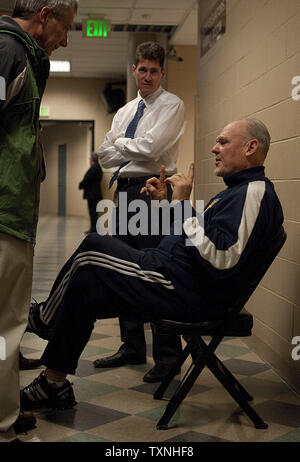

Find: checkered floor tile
18;215;300;443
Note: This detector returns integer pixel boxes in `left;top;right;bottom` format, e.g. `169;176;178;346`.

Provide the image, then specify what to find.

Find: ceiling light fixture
50;60;71;72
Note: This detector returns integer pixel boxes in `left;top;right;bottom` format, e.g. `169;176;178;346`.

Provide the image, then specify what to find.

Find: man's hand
140;163;194;201
166;163;194;201
140;165;168;201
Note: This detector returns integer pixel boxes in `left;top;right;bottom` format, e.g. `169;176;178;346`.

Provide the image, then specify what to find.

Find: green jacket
0;16;49;243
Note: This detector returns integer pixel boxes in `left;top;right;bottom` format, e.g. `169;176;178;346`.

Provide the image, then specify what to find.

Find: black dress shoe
143;364;181;383
19;353;42;370
93;352;146;368
13;411;36;434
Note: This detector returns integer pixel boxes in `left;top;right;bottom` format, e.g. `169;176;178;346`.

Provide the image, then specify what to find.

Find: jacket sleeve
98;109;128;168
0;35;26;113
113;101;185;162
183;181;267;270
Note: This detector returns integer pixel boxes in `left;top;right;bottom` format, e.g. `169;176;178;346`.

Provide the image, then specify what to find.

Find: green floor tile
58;432;110;442
272;429;300;442
215;343;250;358
73;378;122;401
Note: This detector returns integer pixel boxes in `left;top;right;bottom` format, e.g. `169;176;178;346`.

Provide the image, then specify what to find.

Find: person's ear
132;64;137;76
245;138;258;157
40;6;52;25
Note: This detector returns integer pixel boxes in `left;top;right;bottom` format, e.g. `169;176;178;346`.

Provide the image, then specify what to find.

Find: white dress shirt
98;86;186;178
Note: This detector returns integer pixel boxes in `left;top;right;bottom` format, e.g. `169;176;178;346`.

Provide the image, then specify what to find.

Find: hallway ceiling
50;0;198;79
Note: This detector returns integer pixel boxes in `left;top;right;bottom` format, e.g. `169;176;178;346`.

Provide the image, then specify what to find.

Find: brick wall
196;0;300;391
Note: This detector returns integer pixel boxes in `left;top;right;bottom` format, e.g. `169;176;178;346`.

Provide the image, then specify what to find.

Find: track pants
40;233;186;375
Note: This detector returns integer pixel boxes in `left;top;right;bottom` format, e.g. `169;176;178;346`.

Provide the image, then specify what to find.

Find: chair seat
154;311;253;337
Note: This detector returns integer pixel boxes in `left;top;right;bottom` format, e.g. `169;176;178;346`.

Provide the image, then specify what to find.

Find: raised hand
166;163;194;201
140;165;168;201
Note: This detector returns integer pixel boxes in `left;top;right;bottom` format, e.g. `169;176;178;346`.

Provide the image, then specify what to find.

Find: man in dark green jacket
0;0;77;442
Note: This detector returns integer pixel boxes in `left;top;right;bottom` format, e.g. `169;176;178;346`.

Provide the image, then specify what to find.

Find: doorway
58;144;67;216
39;121;94;217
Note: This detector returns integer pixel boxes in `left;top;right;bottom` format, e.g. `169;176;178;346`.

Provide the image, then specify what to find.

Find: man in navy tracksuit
20;118;284;411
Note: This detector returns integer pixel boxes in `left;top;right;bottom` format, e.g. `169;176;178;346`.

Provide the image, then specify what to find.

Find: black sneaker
26;300;52;341
20;371;77;411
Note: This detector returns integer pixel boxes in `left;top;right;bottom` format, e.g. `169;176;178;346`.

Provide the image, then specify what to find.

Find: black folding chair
153;227;287;430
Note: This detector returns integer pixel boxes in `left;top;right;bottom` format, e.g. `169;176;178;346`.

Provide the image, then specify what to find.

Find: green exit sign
83;19;110;38
39;106;49;117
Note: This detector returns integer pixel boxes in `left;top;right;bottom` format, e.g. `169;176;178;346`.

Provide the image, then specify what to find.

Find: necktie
109;99;146;188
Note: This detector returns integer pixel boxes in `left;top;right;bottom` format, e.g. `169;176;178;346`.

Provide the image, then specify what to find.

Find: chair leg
201;348;268;429
156;355;207;429
207;352;253;401
156;334;223;430
157;334;268;430
193;336;254;402
220;379;268;429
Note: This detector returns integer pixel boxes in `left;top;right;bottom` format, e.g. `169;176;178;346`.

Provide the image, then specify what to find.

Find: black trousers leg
117;320;182;365
41;268;107;374
88;199;98;232
118;319;147;360
40;234;185;374
114;183;182;364
151;323;182;366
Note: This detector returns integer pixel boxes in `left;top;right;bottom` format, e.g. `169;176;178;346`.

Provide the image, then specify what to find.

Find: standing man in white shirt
96;41;185;383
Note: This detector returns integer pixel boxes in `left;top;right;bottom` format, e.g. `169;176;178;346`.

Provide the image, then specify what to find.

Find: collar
137;86;164;107
223;166;266;188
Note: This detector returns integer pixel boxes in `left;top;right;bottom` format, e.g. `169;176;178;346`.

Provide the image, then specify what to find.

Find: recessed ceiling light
50;61;71;72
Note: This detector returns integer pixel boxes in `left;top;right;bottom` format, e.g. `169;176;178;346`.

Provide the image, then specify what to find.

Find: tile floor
19;214;300;443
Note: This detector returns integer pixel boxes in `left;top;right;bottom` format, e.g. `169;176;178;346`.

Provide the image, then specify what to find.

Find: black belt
117;175;160;187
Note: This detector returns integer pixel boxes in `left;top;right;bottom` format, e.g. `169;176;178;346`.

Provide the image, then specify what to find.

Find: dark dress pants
114;181;182;365
88;199;99;233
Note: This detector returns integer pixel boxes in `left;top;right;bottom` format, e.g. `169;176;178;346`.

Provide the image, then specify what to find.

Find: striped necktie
109;100;146;188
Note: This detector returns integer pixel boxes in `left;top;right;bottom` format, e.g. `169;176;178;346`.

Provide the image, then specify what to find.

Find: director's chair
153;227;286;430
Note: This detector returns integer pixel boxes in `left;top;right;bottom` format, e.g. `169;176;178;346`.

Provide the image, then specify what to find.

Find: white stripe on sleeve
183;181;266;270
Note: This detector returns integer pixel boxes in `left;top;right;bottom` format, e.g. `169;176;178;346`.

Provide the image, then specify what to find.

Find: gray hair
245;118;271;158
13;0;78;19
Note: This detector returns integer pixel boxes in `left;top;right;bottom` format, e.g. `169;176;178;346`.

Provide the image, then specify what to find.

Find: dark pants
87;199;99;232
113;179;182;365
40;234;186;375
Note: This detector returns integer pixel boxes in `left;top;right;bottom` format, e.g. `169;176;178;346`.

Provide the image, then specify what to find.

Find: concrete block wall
196;0;300;391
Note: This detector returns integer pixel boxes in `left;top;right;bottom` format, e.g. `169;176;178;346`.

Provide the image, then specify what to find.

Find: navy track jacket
157;166;284;319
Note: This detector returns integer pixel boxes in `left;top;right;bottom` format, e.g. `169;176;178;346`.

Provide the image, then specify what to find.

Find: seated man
20;119;284;411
